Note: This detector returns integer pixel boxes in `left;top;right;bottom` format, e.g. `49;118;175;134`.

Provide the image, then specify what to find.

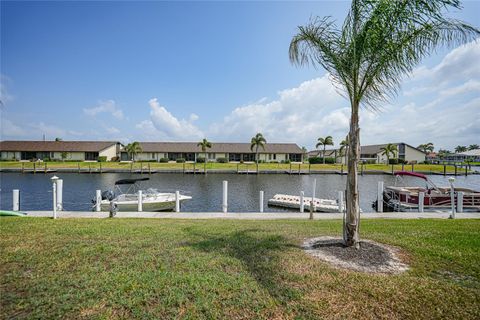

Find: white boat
94;178;192;212
268;194;340;212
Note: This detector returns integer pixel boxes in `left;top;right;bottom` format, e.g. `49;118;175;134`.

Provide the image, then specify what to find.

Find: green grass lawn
1;218;479;319
0;161;467;174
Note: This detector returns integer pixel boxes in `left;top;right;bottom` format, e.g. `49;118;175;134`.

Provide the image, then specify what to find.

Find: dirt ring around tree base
303;236;409;274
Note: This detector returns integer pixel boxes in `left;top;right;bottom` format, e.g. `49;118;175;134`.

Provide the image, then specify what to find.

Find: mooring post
44;162;47;173
56;179;63;211
289;162;292;174
443;165;446;176
402;163;404;171
78;163;80;173
465;165;468;176
51;176;58;219
361;163;364;175
12;189;20;211
99;162;102;174
341;164;343;174
33;162;36;174
193;162;196;175
454;164;457;176
312;178;317;211
449;177;455;219
222;180;228;213
418;192;424;212
259;191;264;213
130;162;133;173
309;200;314;220
457;191;464;213
300;191;305;213
309;163;311;174
137;190;143;212
411;163;414;172
183;162;185;174
337;190;344;213
298;163;301;175
377;181;384;213
95;190;101;212
175;191;180;213
391;164;394;175
89;164;91;174
148;163;151;174
22;162;25;173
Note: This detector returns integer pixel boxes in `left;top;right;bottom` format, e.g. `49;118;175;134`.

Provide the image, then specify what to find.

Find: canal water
1;172;479;212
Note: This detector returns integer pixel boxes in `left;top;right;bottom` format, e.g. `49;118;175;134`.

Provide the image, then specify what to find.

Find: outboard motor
101;190;115;201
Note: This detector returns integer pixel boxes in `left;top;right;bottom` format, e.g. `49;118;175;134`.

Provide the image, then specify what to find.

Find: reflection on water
1;172;479;212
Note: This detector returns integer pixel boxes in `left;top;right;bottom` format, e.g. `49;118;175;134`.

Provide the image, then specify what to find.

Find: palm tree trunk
323;145;326;164
204;152;207;174
345;102;360;248
256;146;259;174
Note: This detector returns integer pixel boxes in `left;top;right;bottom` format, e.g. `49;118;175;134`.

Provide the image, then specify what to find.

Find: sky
1;1;479;152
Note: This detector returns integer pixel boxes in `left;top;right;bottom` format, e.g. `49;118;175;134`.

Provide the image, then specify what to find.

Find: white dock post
300;191;305;213
337;190;344;213
259;191;264;213
312;178;317;210
56;179;63;211
51;176;58;219
175;191;180;213
448;177;455;219
12;189;20;211
222;180;228;213
457;191;464;213
137;190;143;212
418;192;424;212
377;181;384;213
95;190;101;212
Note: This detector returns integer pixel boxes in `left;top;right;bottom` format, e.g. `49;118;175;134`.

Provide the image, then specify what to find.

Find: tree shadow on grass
184;228;303;307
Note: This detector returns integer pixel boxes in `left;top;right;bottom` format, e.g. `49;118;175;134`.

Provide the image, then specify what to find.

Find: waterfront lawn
0;161;467;174
1;218;479;319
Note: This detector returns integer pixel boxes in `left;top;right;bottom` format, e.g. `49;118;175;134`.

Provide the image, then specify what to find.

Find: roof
125;142;303;154
308;143;426;155
457;149;480;156
0;141;119;152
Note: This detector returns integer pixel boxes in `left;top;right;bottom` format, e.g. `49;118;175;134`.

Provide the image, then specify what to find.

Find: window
85;152;99;161
273;154;276;160
229;153;241;162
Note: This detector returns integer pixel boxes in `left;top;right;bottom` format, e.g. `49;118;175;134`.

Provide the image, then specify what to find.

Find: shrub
388;158;399;164
42;157;51;162
308;157;335;164
98;156;107;162
258;159;266;164
110;156;119;162
281;159;291;164
216;157;228;163
269;161;279;164
176;158;185;163
363;159;376;164
159;158;169;163
196;157;205;163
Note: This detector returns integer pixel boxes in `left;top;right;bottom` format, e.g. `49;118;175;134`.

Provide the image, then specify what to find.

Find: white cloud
0;75;14;107
30;122;67;139
83;100;124;120
1;118;27;137
136;98;203;140
209;76;348;147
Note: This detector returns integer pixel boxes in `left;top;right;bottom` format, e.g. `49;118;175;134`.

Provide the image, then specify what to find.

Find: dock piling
377;181;384;213
300;191;304;213
337;190;344;213
259;191;264;213
448;177;455;219
12;189;20;211
312;178;317;210
95;190;101;212
138;190;143;212
222;181;228;213
175;191;180;212
51;176;58;219
56;179;63;211
418;192;424;212
411;163;414;172
454;164;457;176
457;192;464;213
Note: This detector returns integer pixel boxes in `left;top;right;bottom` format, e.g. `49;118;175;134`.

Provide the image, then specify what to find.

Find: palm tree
468;144;479;150
250;133;267;173
301;146;307;163
455;145;468;153
417;142;434;153
380;143;398;164
316;136;334;164
197;138;212;173
125;142;142;162
289;0;478;247
438;149;451;159
339;137;349;165
55;137;63;141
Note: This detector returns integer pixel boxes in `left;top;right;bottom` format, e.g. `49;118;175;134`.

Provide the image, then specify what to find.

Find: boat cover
115;177;150;185
394;171;427;180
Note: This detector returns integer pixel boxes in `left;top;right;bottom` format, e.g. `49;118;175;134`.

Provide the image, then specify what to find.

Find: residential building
0;141;122;161
443;149;480;163
308;142;426;164
120;142;303;162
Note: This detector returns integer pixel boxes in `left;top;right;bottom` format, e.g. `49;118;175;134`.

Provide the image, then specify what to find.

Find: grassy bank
0;161;469;174
1;218;479;319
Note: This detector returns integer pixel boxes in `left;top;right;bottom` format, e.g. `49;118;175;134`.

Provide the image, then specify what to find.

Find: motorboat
375;171;480;212
268;194;341;212
92;178;192;212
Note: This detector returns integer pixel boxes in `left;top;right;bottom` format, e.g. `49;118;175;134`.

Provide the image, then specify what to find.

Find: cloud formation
83;100;124;120
136;98;203;141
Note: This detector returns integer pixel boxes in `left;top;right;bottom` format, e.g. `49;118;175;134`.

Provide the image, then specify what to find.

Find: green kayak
0;210;27;217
